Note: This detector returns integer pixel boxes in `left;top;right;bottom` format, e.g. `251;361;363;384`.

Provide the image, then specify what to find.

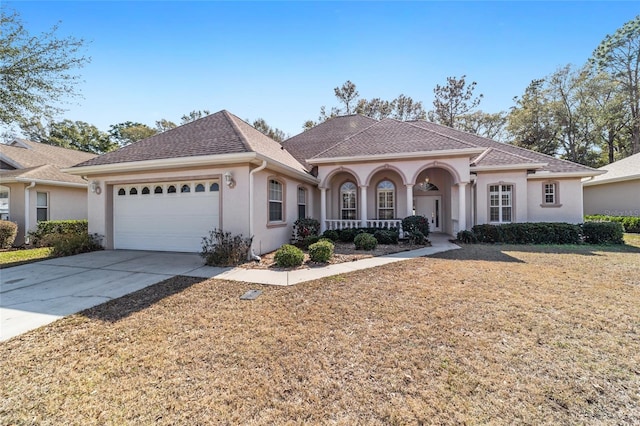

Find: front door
414;195;442;232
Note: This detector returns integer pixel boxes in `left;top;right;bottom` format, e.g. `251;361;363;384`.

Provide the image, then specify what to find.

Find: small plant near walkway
274;244;304;267
308;239;334;263
201;229;253;266
354;233;377;250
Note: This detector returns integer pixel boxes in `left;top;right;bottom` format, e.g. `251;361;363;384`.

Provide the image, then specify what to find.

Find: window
167;185;177;194
268;179;284;222
0;186;8;220
297;187;307;219
195;183;205;193
542;182;560;206
154;186;163;194
210;182;219;192
141;186;150;195
129;187;138;195
377;180;395;219
489;184;513;223
118;188;126;196
36;192;48;222
181;184;191;193
340;182;357;220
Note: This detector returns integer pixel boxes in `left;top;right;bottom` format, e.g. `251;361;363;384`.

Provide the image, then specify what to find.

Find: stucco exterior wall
3;183;26;245
583;179;640;216
527;178;584;223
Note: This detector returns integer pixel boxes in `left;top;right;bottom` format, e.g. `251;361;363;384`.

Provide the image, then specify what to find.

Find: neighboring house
67;110;601;254
0;139;96;245
583;152;640;217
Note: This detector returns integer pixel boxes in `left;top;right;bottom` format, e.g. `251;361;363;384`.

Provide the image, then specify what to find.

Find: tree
251;118;287;142
456;111;508;141
180;110;211;124
0;7;89;125
302;120;317;131
355;98;394;120
333;80;359;115
431;75;483;128
591;15;640;154
391;94;427;121
20;119;116;154
155;118;177;133
109;121;156;146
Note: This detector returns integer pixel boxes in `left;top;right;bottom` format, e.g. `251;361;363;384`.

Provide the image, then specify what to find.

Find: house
583;152;640;217
67;110;602;254
0;139;96;245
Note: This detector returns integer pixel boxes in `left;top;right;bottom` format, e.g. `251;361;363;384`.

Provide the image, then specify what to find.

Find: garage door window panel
154;186;163;194
141;186;150;195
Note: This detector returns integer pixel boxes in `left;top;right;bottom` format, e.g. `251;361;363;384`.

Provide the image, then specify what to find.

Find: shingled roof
583;152;640;186
74;110;307;173
0;139;96;169
0;165;87;186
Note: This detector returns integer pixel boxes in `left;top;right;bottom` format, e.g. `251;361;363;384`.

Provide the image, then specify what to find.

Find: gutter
248;160;268;260
24;181;36;243
14;177;87;188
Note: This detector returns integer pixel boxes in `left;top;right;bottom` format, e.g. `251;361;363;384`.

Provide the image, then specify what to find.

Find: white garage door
113;181;220;252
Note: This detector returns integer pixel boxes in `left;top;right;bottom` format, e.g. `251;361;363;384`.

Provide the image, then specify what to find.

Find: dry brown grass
1;240;639;425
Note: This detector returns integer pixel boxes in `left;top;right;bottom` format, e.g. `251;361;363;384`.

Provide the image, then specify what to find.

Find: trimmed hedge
274;244;304;267
582;221;624;245
300;235;321;250
354;233;377;250
0;220;18;248
471;223;582;244
402;215;430;238
309;239;334;263
585;215;640;233
48;232;103;257
321;229;340;242
373;229;399;245
29;220;88;246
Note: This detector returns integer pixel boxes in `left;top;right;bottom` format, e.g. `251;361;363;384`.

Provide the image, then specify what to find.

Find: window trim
267;177;286;226
540;181;562;208
297;186;307;219
376;179;395;220
0;185;9;220
36;191;49;222
340;181;357;220
487;183;514;223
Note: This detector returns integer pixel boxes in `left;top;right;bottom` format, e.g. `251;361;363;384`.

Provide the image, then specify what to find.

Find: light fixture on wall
89;180;102;195
223;171;235;188
415;175;438;192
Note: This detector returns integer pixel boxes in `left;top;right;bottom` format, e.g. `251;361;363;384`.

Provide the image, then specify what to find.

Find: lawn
0;247;53;268
1;239;639;424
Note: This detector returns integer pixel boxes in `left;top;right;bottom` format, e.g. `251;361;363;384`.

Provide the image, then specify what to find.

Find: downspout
248;160;268;261
24;181;36;244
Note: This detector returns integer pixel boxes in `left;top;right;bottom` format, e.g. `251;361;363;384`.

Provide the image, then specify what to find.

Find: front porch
317;160;471;236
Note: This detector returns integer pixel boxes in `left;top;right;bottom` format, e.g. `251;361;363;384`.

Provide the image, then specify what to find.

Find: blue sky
8;1;640;137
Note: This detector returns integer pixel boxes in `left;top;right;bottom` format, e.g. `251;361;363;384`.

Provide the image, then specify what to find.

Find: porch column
458;182;468;231
320;187;327;233
405;184;414;217
359;185;368;228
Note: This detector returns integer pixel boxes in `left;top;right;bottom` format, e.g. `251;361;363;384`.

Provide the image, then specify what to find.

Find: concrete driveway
0;250;227;342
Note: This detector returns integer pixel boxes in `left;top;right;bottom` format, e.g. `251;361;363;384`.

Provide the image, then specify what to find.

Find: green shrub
582;221;624;245
471;223;582;244
293;218;320;241
200;229;253;266
407;230;427;245
456;230;477;244
373;229;399;244
402;215;430;238
274;244;305;267
29;220;88;246
300;235;321;250
0;220;18;249
321;229;340;242
338;227;360;243
46;232;103;257
585;215;640;233
354;233;377;250
308;239;334;263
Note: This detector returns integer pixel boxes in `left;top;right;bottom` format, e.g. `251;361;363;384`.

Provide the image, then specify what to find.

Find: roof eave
308;148;486;165
254;154;318;184
528;170;605;180
0;153;24;169
14;177;87;188
582;173;639;186
471;163;548;172
63;152;259;175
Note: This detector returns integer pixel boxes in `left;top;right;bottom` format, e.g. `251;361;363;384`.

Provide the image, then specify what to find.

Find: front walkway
1;234;458;341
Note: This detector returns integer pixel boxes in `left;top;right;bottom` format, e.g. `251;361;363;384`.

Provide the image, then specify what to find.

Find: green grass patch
0;247;54;268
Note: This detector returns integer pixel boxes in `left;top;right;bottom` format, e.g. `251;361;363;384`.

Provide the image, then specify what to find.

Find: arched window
268;179;284;222
167;185;177;194
181;184;190;193
340;182;357;220
141;186;150;195
297;187;307;219
129;187;138;195
154;186;163;194
210;182;219;192
118;188;126;196
377;180;395;219
195;183;205;193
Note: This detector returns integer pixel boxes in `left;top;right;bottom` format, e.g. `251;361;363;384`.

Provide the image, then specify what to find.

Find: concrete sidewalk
1;234;458;341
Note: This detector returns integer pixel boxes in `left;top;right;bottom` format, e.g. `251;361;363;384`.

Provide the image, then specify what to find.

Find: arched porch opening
412;167;455;235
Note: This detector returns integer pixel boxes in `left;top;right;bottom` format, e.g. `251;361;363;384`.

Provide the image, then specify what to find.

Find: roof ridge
310;118;381;159
471;147;492;165
221;110;253;152
401;119;479;149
